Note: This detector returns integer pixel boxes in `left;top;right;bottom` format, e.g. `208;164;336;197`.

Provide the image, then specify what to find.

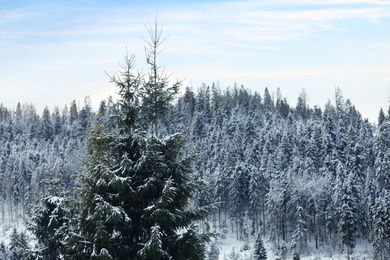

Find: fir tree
374;119;390;191
253;233;267;260
141;20;181;136
26;196;69;260
0;242;8;260
208;242;220;260
138;224;168;260
228;163;249;240
66;22;211;259
9;228;29;260
293;252;300;260
338;173;357;259
372;190;390;260
26;155;70;260
263;87;274;112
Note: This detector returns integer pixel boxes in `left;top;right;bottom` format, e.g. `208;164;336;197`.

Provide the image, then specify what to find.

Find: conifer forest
1;27;390;260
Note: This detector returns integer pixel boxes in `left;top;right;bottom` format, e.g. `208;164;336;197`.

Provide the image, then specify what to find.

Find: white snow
215;231;373;260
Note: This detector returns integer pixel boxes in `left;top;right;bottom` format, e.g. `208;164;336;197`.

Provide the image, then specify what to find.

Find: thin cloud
245;8;389;21
0;26;143;38
180;65;390;81
155;1;390;53
0;8;41;24
0;0;389;123
246;0;390;6
288;0;390;5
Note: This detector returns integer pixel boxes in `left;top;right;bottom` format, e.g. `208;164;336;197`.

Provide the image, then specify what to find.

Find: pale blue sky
1;0;389;122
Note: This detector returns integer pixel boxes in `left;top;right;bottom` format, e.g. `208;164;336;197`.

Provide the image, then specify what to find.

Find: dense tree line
0;99;93;227
0;99;94;259
158;84;388;259
1;82;389;259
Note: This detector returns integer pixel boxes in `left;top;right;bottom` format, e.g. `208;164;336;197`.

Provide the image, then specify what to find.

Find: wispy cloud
0;0;389;122
151;0;390;53
2;0;389;51
0;25;143;39
245;8;389;21
244;0;390;6
282;0;390;5
0;8;39;25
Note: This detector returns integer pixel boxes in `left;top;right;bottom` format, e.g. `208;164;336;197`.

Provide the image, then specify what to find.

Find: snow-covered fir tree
253;233;267;260
65;23;211;259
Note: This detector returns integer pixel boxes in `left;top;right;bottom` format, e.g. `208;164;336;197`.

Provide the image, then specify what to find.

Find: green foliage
64;19;210;260
26;195;69;260
108;52;142;137
138;225;168;260
26;153;71;260
253;234;267;260
141;20;182;136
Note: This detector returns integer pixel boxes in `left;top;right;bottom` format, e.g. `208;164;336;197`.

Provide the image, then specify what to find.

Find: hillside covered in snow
1;84;389;259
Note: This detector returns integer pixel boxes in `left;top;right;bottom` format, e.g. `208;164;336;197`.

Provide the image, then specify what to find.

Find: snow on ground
0;226;13;247
215;231;373;260
0;221;374;260
0;222;34;249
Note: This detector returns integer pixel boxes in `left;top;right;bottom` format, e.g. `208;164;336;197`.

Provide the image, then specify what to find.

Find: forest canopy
1;83;389;259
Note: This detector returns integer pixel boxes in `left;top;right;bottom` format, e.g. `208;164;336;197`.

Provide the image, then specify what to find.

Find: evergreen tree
378;108;385;126
140;20;181;136
0;242;8;260
69;100;78;124
41;106;54;141
372;190;390;260
296;89;308;119
338;173;357;259
27;195;69;260
290;204;307;253
9;228;29;260
66;23;210;259
26;154;70;260
228;163;248;240
374;120;390;191
253;233;267;260
276;88;289;118
293;252;300;260
207;242;220;260
263;87;274;112
248;166;264;235
138;224;168;260
52;106;62;136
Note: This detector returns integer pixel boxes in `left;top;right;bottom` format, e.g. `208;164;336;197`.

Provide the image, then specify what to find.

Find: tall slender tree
141;20;182;136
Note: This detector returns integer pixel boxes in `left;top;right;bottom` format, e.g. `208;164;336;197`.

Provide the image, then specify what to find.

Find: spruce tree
9;228;29;260
66;22;210;260
293;252;300;260
0;242;8;260
372;190;390;260
338;173;357;259
141;20;181;136
253;233;267;260
26;155;70;260
207;242;219;260
26;195;69;260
